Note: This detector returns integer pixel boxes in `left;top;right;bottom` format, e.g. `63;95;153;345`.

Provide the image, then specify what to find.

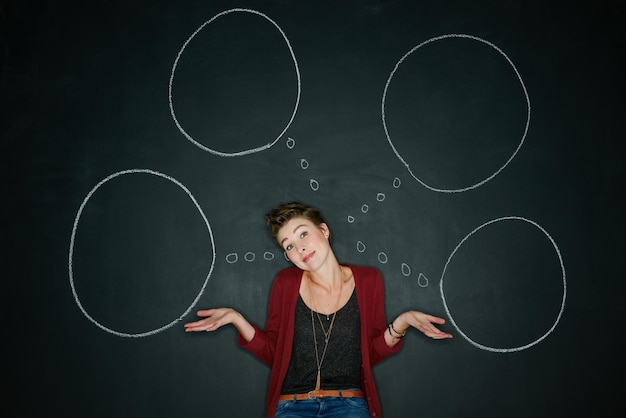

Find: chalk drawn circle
440;217;566;352
68;169;216;338
263;251;275;261
244;252;256;262
382;34;530;193
169;8;301;157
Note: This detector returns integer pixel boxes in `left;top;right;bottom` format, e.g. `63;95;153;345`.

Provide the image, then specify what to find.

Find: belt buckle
308;390;325;399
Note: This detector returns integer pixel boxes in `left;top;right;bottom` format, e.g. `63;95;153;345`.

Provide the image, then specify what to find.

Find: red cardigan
238;265;402;418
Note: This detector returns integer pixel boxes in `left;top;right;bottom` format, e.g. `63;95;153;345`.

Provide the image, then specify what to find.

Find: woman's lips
303;251;315;263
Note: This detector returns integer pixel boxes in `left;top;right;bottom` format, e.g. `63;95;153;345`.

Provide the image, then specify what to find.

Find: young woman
185;202;452;417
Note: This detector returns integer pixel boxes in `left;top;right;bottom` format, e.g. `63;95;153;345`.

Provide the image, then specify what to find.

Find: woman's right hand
184;308;256;342
184;308;237;332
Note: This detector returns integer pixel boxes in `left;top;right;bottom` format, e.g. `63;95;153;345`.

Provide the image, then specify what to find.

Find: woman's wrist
388;314;408;339
389;321;407;338
230;310;255;342
387;321;406;340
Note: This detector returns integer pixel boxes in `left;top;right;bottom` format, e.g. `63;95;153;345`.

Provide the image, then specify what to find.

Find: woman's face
276;217;331;271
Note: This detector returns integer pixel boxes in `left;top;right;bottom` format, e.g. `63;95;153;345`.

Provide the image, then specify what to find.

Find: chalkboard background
3;1;624;417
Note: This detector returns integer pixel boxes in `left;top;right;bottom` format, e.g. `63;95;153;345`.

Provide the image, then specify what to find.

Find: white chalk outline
169;8;301;157
417;273;429;288
440;216;566;352
68;169;216;338
263;251;275;261
223;250;279;264
382;34;531;193
244;252;256;262
401;263;411;276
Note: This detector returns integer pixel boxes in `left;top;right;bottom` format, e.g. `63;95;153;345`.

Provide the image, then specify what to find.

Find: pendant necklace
311;306;336;391
307;271;344;390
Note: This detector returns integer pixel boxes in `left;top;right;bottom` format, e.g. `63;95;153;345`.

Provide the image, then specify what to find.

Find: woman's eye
285;244;294;251
300;231;308;239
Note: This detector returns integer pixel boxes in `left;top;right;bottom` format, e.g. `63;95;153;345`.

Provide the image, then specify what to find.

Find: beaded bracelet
388;322;406;338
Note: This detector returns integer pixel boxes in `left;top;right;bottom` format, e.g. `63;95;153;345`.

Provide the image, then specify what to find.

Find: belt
279;389;364;401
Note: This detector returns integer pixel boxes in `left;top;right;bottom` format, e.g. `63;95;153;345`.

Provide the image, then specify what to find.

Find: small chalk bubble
300;159;309;169
393;177;401;188
286;137;295;149
310;179;319;191
263;251;275;261
347;215;355;223
417;273;429;287
244;252;256;262
401;263;411;276
226;253;238;264
376;193;385;202
356;241;366;253
377;252;388;264
361;204;369;213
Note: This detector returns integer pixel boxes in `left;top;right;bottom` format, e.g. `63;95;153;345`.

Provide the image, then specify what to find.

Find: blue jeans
274;395;370;418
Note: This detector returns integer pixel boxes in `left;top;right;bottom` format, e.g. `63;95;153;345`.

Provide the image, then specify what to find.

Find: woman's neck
306;263;346;293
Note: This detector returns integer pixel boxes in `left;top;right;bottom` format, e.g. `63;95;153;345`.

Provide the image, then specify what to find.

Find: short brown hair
266;202;327;242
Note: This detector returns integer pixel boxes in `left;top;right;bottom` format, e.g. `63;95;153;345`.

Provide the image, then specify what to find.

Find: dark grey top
281;291;362;394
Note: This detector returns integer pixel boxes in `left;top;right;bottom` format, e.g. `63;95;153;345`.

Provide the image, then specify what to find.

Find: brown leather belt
279;389;364;401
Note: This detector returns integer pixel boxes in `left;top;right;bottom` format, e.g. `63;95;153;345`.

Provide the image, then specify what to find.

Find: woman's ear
320;223;330;239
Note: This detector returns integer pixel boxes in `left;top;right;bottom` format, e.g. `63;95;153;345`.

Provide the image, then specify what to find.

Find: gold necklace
309;276;341;390
315;311;333;339
311;307;336;391
307;270;346;391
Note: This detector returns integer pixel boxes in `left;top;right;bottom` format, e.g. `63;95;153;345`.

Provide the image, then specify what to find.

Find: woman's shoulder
274;266;304;283
276;266;302;275
347;264;382;280
268;267;303;301
349;265;384;299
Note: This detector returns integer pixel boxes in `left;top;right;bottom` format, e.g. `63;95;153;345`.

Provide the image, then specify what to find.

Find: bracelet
388;322;406;338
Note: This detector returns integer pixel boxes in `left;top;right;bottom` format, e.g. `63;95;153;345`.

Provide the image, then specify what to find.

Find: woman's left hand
396;311;453;340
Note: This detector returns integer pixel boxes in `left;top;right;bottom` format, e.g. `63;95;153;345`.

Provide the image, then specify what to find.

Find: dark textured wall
3;1;624;417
